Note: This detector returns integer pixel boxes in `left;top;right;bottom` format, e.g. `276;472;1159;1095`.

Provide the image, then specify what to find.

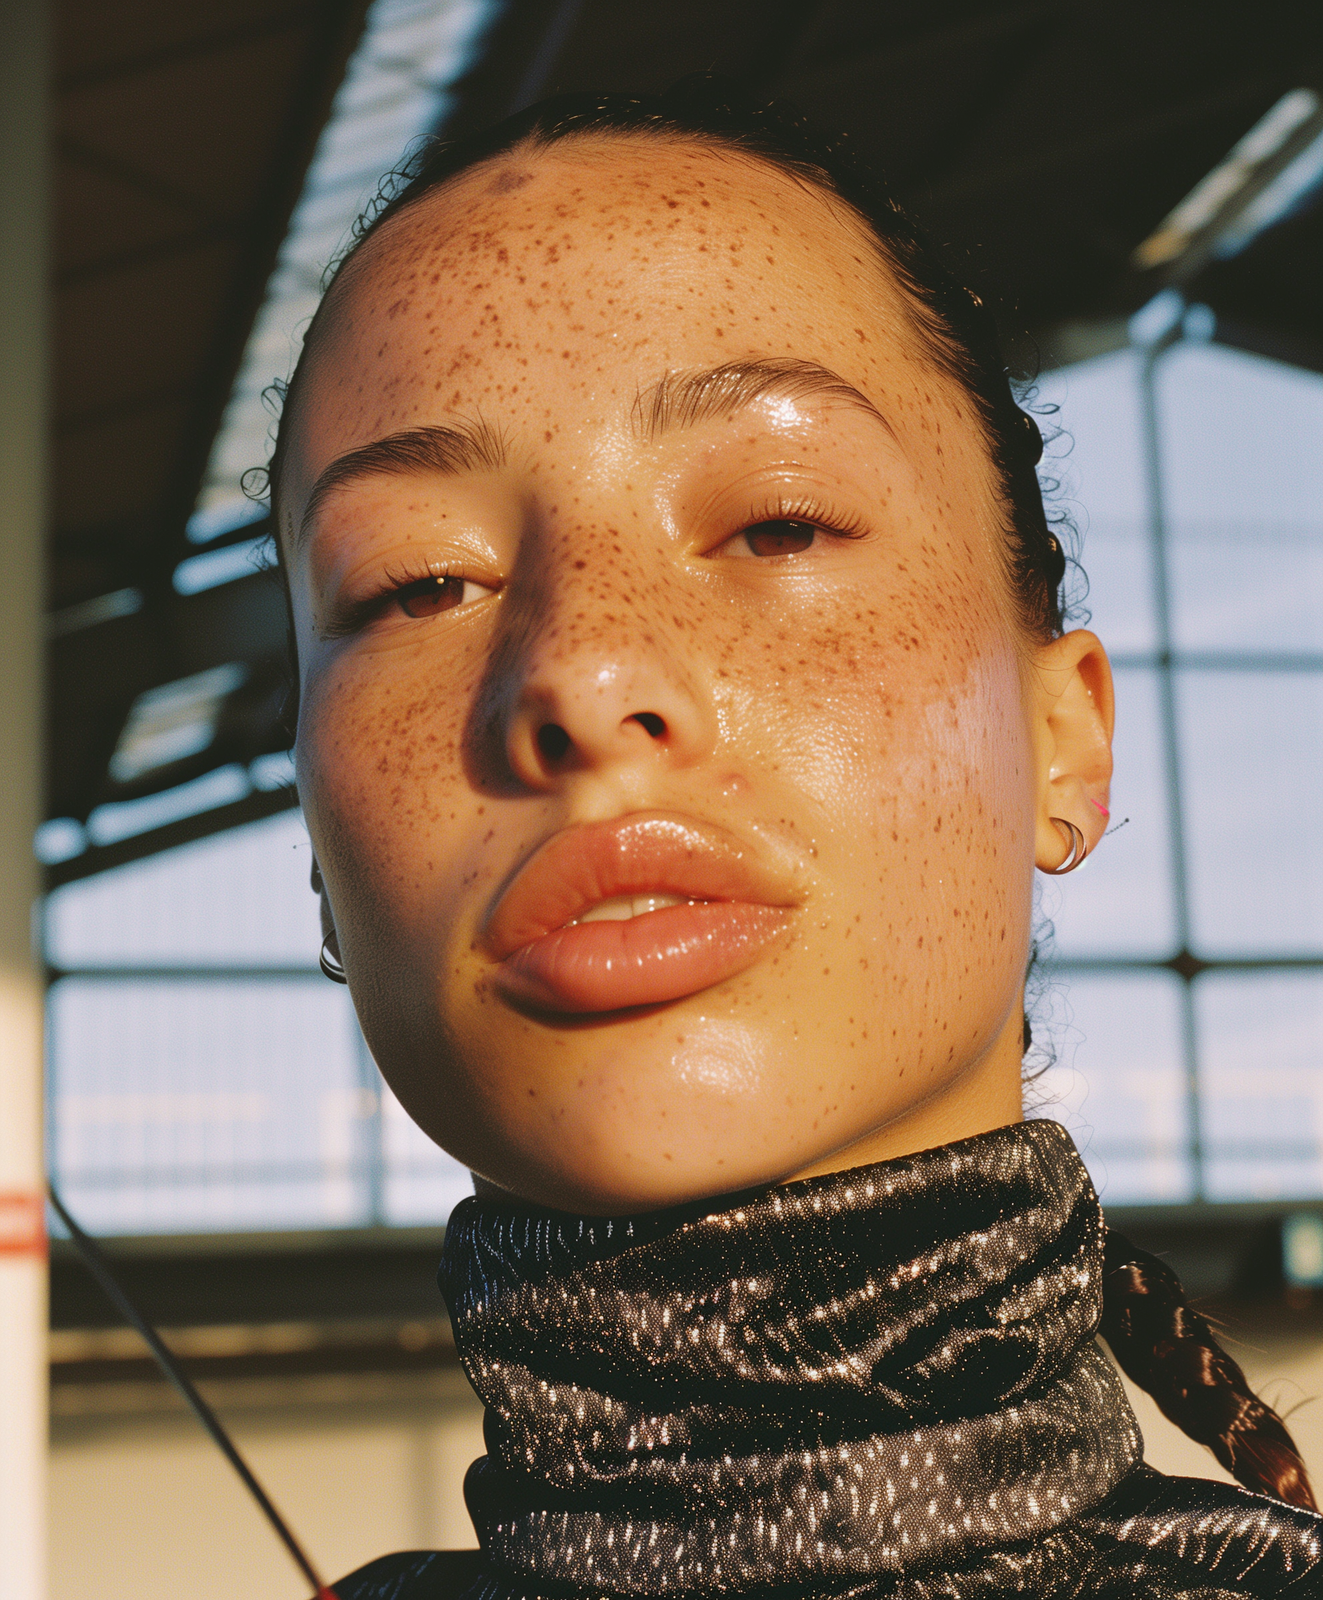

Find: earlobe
1032;630;1114;874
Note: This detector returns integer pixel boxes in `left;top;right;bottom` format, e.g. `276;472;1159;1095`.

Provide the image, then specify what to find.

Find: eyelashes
710;495;872;562
739;495;870;542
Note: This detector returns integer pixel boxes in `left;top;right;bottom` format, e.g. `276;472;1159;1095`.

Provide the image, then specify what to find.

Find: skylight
1132;88;1323;274
109;663;248;785
188;0;496;548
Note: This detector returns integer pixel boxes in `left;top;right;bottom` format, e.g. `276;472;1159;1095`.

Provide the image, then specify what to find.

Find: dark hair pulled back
267;76;1313;1508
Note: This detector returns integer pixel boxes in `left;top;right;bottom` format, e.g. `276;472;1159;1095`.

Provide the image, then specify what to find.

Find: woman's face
285;137;1099;1212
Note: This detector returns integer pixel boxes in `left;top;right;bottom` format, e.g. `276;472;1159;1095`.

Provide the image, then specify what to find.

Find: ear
1030;629;1114;872
310;854;340;957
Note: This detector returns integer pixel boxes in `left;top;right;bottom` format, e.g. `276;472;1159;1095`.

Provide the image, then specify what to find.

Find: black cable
47;1182;338;1599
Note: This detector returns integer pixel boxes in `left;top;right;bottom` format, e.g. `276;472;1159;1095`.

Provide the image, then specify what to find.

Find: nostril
630;712;666;740
537;723;573;764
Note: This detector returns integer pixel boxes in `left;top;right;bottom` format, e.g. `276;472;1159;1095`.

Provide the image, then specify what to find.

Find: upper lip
483;813;799;960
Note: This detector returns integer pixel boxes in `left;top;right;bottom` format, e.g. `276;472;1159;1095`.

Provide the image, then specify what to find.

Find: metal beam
45;783;300;891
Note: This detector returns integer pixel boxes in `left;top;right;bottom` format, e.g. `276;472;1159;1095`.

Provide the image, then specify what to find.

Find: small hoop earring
1043;818;1088;875
320;935;348;984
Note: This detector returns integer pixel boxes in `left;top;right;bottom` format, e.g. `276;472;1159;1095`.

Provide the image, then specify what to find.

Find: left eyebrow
633;358;895;441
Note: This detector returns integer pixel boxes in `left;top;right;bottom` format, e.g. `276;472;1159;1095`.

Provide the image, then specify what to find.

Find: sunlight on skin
284;137;1113;1213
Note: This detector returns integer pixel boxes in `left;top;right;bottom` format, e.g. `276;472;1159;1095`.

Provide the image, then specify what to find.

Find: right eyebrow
296;420;506;550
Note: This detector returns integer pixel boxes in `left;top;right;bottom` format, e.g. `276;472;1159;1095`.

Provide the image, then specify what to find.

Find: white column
0;1;49;1595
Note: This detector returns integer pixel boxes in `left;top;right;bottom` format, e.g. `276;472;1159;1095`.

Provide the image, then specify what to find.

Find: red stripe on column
0;1193;45;1257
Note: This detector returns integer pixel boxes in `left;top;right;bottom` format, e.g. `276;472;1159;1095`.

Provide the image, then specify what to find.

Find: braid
1100;1229;1316;1509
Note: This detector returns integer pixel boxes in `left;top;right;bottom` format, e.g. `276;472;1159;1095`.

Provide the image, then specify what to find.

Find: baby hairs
266;75;1314;1510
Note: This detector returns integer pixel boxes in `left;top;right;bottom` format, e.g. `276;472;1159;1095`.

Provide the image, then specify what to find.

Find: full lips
484;816;796;1013
498;902;791;1013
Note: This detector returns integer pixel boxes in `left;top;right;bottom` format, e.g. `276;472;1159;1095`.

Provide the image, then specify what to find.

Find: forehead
285;137;943;499
344;134;897;317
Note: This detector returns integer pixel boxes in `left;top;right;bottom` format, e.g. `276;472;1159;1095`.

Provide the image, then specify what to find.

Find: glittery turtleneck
337;1121;1323;1600
441;1120;1136;1592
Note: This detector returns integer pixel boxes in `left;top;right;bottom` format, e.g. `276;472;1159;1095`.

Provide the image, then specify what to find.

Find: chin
462;1047;811;1215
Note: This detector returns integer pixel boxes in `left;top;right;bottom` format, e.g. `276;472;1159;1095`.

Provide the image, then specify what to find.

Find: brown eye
742;519;817;557
397;575;465;618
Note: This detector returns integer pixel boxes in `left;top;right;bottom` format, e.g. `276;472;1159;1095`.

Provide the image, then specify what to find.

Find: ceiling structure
48;0;1323;884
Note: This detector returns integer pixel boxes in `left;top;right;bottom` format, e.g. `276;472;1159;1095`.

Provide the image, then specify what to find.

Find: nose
495;576;715;791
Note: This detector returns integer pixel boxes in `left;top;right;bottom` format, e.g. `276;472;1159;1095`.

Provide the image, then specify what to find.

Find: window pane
1029;970;1191;1205
48;977;368;1234
1198;971;1323;1201
1046;667;1176;959
1158;343;1323;653
1178;669;1323;955
1170;523;1323;656
46;810;321;969
1035;348;1157;653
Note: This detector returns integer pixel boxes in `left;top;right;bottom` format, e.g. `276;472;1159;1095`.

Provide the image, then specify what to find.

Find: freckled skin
285;138;1113;1212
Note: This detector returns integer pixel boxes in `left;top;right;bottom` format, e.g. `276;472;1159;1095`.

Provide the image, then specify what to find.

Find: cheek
719;548;1037;1014
721;550;1029;828
296;645;486;911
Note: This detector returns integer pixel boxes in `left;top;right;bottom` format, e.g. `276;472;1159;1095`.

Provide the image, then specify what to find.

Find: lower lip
494;901;790;1014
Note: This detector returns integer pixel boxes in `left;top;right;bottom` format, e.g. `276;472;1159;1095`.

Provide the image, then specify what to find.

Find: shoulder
331;1549;484;1600
1077;1466;1323;1596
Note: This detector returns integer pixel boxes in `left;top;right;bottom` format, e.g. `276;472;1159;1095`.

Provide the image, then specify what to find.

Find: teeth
570;894;696;925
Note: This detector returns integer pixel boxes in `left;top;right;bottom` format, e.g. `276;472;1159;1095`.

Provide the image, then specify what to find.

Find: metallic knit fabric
441;1120;1138;1592
337;1121;1323;1600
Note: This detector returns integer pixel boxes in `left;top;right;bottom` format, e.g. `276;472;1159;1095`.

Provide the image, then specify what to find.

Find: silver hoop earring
1043;818;1088;875
320;935;348;984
